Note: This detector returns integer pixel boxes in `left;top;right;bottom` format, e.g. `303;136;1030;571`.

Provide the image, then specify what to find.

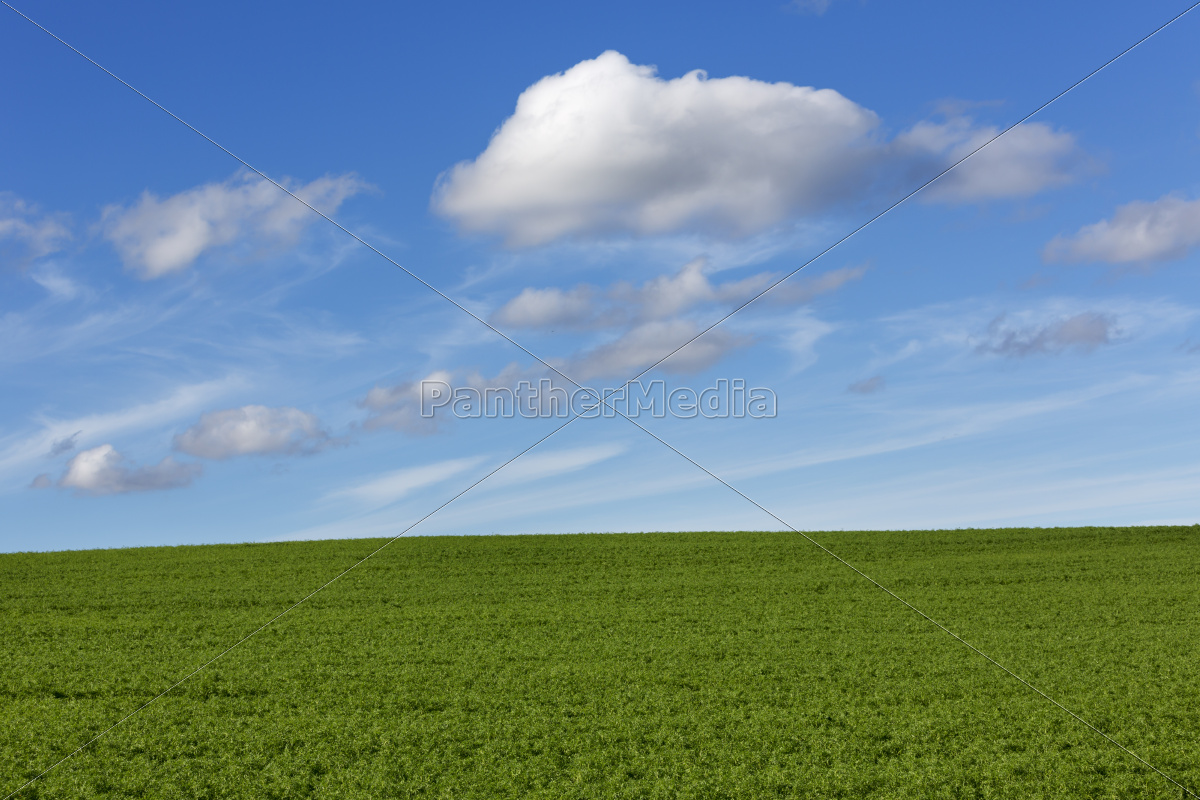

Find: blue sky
2;0;1200;552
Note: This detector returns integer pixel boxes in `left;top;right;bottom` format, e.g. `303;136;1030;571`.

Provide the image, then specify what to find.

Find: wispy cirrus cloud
562;319;749;381
492;258;864;330
483;443;628;489
46;431;82;458
880;296;1198;363
0;192;71;263
976;311;1118;357
102;171;368;278
323;456;486;510
275;445;639;541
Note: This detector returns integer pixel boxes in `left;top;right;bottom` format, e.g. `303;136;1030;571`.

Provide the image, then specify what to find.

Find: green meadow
1;527;1197;799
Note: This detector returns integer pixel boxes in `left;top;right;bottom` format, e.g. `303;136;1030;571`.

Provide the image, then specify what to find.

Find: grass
1;526;1197;799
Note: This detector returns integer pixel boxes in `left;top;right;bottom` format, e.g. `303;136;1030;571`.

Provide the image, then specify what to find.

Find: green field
1;527;1197;799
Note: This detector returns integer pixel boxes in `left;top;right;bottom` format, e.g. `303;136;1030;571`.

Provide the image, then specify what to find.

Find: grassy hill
1;527;1197;799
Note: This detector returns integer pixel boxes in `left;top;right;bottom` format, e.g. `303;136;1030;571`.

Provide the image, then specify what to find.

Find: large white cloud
173;405;332;459
58;444;200;495
102;171;367;278
1043;194;1200;264
433;51;1085;247
434;51;883;246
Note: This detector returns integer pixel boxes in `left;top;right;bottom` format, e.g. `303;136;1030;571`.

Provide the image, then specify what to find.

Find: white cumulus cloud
102;171;367;278
493;285;600;329
433;51;1085;247
58;444;200;495
1043;194;1200;264
173;405;333;459
434;50;883;246
897;117;1084;202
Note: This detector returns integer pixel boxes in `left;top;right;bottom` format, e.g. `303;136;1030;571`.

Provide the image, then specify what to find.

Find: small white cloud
29;473;53;489
976;311;1118;357
0;193;71;261
58;444;200;495
766;264;866;305
898;117;1084;202
492;285;599;329
102;171;368;278
173;405;333;459
1043;194;1200;264
614;258;722;319
360;369;462;434
359;384;435;434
